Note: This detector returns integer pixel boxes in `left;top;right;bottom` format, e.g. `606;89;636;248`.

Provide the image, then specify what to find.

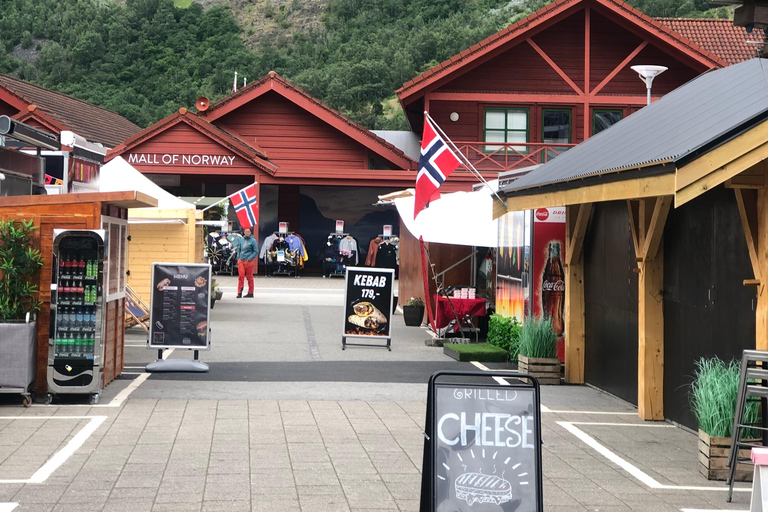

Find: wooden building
0;192;156;394
106;73;430;271
496;58;768;426
394;0;761;321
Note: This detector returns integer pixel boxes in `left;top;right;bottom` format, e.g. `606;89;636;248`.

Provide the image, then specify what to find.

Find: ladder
727;350;768;501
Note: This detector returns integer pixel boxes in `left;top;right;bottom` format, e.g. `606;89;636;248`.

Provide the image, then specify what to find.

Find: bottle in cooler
78;256;86;277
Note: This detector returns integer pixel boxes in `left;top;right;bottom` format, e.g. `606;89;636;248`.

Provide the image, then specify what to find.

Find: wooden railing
452;141;576;173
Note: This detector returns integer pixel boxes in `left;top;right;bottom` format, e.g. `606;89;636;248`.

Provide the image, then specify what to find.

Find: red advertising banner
532;207;566;359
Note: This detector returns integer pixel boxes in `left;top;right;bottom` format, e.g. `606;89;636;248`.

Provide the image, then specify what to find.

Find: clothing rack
262;231;304;278
323;232;358;278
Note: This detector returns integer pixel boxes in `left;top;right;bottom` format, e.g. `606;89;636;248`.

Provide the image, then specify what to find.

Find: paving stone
249;498;300;511
201;501;252;512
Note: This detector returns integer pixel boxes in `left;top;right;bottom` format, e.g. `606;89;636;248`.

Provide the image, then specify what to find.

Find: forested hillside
0;0;730;131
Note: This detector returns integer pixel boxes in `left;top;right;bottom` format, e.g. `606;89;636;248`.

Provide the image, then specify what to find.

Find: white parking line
681;509;749;512
558;421;751;493
0;503;18;511
0;416;106;484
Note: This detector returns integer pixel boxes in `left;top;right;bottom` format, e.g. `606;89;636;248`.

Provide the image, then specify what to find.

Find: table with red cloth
434;295;487;329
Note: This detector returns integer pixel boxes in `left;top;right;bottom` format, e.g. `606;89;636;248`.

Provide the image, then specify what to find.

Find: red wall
215;91;383;172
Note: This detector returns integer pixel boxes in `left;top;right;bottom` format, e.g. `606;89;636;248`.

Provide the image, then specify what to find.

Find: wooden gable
214;90;398;173
119;121;267;177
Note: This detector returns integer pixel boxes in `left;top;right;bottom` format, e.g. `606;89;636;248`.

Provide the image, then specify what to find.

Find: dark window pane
594;110;622;134
543;110;571;143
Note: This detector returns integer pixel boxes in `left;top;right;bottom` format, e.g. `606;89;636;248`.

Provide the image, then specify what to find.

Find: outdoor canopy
392;180;500;248
99;156;194;210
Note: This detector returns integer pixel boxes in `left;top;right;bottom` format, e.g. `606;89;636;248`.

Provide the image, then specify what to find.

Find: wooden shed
496;58;768;426
100;156;203;305
0;191;156;394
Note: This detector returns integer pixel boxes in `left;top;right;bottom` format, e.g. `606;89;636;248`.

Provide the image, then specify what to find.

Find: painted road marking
681;509;749;512
0;504;18;511
0;416;106;484
558;421;751;493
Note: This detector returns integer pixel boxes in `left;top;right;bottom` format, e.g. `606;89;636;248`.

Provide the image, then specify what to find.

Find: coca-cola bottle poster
533;207;566;358
496;210;526;320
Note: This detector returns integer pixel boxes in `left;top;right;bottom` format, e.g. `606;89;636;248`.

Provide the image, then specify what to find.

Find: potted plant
517;317;559;384
487;313;522;363
691;357;758;481
402;297;425;326
210;279;223;309
0;219;44;397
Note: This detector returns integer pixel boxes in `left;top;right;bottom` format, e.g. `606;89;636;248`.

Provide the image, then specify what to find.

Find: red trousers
238;259;255;294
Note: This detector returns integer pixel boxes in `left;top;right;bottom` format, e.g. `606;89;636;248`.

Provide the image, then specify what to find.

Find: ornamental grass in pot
517;317;560;384
402;297;425;326
691;357;758;481
0;219;43;390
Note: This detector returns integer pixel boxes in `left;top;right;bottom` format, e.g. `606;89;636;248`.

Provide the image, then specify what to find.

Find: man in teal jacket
237;227;259;298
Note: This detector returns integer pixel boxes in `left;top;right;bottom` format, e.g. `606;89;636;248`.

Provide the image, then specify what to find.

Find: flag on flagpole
229;183;258;229
414;115;462;219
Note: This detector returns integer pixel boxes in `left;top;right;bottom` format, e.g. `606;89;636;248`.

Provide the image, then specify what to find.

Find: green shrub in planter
518;317;556;359
691;357;758;438
0;219;43;321
487;314;522;362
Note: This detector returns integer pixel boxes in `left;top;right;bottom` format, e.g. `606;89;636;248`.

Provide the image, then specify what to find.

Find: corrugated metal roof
500;58;768;195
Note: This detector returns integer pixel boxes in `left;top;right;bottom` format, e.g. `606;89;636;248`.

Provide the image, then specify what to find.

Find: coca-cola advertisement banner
533;208;566;355
496;210;526;320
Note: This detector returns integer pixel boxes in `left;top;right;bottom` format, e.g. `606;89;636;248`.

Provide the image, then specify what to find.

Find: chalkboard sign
149;263;211;350
422;371;543;512
342;266;394;350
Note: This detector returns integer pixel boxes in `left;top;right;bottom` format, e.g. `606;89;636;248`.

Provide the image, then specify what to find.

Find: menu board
432;383;541;512
343;267;394;342
149;263;211;349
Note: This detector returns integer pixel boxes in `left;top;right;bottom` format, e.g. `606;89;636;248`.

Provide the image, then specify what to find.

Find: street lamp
631;65;668;105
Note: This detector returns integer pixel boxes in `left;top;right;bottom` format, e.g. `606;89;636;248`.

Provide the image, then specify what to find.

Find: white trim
0;416;106;484
558;421;751;493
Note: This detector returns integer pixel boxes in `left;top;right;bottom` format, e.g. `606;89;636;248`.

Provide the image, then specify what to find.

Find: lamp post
631;65;668;105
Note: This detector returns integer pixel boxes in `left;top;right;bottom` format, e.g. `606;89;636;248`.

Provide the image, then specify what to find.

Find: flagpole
424;112;507;208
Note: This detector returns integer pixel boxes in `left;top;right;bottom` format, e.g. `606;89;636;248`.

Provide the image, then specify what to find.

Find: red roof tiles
0;74;141;148
656;18;764;65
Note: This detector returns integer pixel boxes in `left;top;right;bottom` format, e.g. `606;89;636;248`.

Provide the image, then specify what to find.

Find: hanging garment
365;237;383;266
260;233;278;260
376;241;398;270
339;236;358;265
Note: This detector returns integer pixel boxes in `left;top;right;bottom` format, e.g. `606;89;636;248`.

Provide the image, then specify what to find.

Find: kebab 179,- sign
343;267;394;339
433;384;540;511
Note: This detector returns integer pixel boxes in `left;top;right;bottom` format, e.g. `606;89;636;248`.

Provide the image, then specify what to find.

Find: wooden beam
676;143;768;207
676;118;768;189
641;196;672;260
627;200;641;257
498;173;675;217
565;204;588;384
735;187;762;283
757;187;768;350
591;41;648;96
527;38;584;96
638;244;665;420
583;7;590;139
726;174;766;189
566;203;592;266
429;91;651;105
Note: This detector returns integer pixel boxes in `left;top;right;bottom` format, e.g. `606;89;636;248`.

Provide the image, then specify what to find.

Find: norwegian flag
414;116;462;219
229;183;258;229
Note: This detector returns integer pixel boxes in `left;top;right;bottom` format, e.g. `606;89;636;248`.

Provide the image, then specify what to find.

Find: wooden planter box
698;429;755;482
517;355;560;385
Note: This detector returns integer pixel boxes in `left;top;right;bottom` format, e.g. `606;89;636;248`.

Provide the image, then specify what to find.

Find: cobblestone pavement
0;278;755;511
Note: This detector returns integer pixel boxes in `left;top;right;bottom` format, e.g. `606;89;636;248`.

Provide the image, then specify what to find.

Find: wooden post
734;183;768;351
628;196;671;420
565;203;591;384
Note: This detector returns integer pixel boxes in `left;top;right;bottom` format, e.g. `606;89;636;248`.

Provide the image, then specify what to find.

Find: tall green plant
690;357;759;438
0;219;43;321
487;314;522;362
518;317;556;359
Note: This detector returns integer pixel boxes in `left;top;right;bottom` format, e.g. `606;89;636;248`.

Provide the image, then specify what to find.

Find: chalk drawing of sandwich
455;472;513;506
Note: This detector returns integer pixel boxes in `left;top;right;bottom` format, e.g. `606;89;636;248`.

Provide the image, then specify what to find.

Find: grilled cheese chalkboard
342;266;394;350
149;263;211;350
422;372;543;512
